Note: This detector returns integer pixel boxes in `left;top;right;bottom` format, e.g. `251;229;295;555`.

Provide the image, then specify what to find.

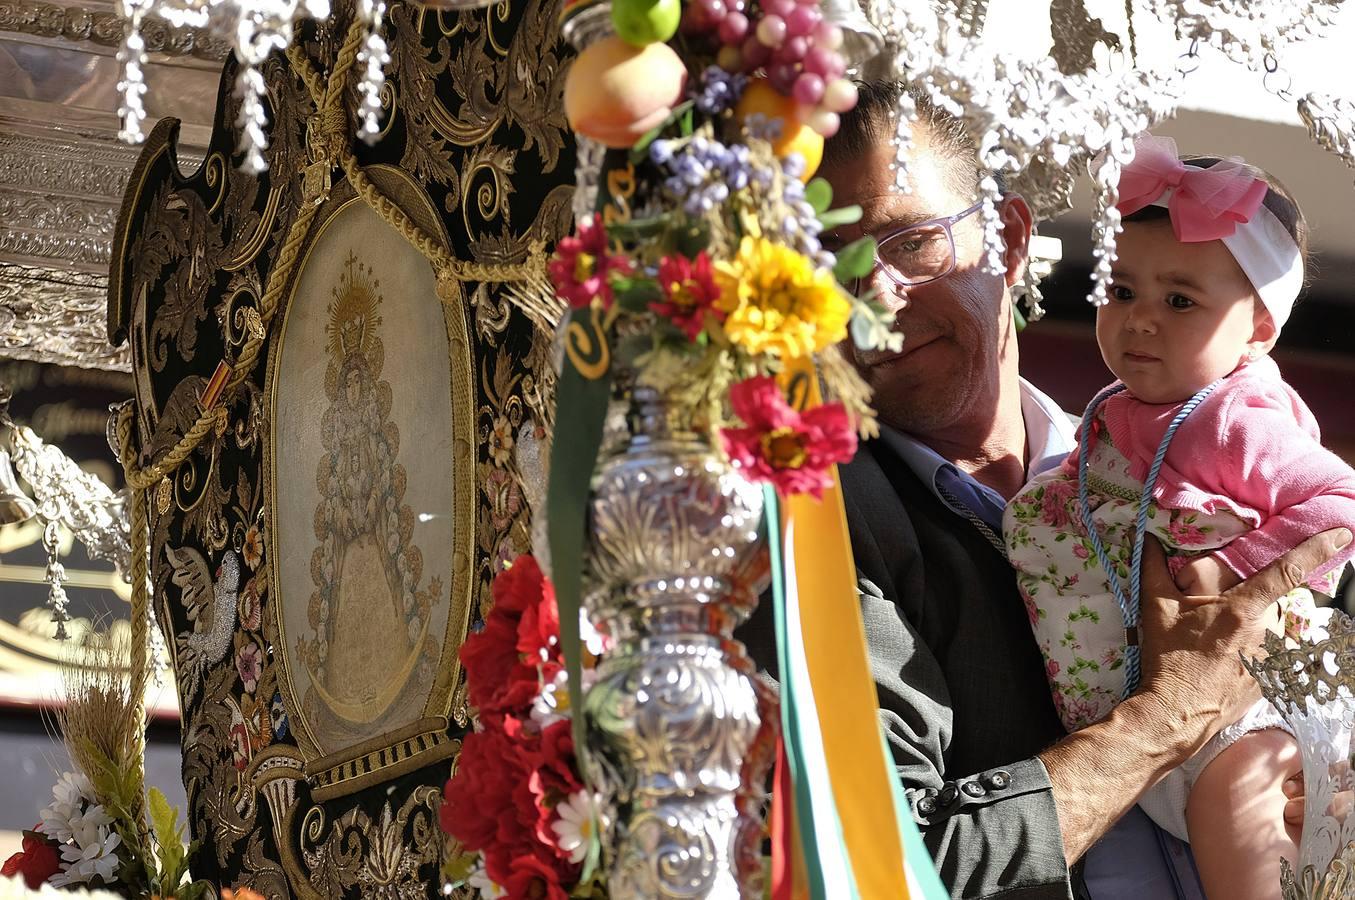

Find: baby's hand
1174;555;1243;596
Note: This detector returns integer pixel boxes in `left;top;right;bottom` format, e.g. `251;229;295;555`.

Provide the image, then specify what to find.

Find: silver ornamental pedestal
1244;612;1355;899
581;379;776;898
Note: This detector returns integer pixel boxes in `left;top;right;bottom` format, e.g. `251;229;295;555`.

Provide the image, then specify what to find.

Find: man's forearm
1041;693;1199;862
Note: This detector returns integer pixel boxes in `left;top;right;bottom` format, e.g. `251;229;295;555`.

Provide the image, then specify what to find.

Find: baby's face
1096;221;1270;404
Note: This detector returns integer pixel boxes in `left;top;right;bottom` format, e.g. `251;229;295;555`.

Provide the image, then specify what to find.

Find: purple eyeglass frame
861;200;985;292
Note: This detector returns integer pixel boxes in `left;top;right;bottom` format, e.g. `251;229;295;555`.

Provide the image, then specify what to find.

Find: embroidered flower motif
484;466;523;532
235;642;263;693
241;524;264;570
651;252;723;340
488;416;516;468
721;376;856;498
269;692;289;740
547;216;632;309
713;236;850;358
1072;541;1090;561
550;791;603;864
1038;477;1076;530
229;719;251;772
237;578;262;631
1045;659;1060;679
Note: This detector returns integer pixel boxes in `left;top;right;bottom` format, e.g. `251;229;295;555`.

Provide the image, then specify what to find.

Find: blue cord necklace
1075;378;1223;699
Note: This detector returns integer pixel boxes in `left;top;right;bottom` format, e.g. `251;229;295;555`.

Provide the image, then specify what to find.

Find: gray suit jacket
742;437;1084;899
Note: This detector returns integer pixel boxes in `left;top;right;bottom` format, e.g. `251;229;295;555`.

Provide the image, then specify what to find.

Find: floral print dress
1004;420;1253;733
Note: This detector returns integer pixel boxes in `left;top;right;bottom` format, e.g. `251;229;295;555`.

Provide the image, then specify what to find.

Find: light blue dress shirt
880;378;1205;900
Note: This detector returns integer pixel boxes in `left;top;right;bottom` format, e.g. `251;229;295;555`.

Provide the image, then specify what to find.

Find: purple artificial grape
756;14;787;47
813;20;843;50
718;11;749;45
822;78;858;113
792;72;825;105
741;34;772;69
762;0;795;17
801;44;834;77
767;61;799;94
773;35;808;63
785;4;820;37
697;0;727;24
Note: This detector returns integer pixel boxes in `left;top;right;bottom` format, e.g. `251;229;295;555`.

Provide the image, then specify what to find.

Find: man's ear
998;193;1034;289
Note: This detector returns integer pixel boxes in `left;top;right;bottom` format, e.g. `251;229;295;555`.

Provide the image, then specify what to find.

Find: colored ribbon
1117;133;1267;243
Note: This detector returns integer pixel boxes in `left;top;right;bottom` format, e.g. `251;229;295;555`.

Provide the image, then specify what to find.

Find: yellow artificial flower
713;236;850;359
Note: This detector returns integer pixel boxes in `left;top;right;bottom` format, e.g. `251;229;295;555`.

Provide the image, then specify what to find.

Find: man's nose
867;267;910;313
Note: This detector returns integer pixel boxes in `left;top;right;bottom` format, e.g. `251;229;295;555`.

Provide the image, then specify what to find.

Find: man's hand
1043;527;1351;863
1136;531;1349;759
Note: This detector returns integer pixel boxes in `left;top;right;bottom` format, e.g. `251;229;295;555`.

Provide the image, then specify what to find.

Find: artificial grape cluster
681;0;857;137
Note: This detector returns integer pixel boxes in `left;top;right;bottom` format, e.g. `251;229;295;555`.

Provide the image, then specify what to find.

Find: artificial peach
732;78;824;180
564;35;688;149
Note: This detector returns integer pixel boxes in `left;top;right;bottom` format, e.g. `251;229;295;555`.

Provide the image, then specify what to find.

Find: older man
744;81;1349;899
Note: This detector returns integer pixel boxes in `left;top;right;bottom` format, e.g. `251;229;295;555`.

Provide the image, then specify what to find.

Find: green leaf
670;220;711;258
804;178;833;215
175;881;211;900
832;235;876;283
547;308;615;779
605;215;670;242
629;100;695;164
149;787;188;889
817;204;863;230
1013;303;1028;332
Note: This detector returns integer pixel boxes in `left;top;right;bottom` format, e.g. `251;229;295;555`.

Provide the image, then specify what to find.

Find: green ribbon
766;485;829;899
546;307;614;779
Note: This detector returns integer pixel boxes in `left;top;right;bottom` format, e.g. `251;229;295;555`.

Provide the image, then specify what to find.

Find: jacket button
986;770;1011;790
962;781;985;798
917;796;937;815
939;783;959;805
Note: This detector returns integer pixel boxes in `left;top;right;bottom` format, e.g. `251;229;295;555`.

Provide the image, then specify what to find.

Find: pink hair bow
1116;133;1268;243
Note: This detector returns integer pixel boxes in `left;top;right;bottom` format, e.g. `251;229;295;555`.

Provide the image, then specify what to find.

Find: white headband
1147;194;1303;329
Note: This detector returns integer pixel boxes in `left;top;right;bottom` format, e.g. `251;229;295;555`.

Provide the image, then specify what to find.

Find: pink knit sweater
1060;356;1355;586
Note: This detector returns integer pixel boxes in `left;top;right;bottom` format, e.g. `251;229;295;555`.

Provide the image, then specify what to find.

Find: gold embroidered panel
105;3;573;895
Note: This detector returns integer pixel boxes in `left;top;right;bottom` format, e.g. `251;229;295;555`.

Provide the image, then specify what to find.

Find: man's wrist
1111;689;1203;773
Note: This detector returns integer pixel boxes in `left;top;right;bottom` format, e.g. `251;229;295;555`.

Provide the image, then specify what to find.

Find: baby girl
1003;133;1355;899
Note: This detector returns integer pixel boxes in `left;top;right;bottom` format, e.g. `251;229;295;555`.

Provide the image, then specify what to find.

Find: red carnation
1;829;61;889
548;216;632;309
651;252;723;340
460;556;562;719
442;728;541;881
721;376;857;498
504;854;571;900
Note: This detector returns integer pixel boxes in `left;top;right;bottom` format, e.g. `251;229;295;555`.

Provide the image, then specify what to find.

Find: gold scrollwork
375;81;399;142
204;152;228;216
565;305;610;380
603;163;638;232
486;0;513;55
222;185;284;272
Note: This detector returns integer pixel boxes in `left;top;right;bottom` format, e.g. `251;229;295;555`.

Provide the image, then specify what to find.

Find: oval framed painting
264;164;475;799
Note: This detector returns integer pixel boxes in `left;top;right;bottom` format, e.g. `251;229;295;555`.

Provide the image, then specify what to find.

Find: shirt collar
879;378;1075;519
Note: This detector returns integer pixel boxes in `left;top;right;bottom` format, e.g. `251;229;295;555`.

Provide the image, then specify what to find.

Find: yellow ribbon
781;357;911;899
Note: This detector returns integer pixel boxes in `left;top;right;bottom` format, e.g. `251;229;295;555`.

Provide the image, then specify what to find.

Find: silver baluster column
582;381;775;898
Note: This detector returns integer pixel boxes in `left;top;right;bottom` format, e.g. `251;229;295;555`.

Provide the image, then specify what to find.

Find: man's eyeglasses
862;201;985;291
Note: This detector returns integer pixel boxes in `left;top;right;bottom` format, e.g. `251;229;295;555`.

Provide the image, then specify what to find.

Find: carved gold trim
262;163;475;798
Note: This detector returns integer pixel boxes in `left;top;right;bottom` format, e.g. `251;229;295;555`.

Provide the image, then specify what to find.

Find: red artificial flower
442;728;539;877
548;216;632;309
1;829;61;889
651;252;723;340
721;376;858;499
460;556;563;720
504;854;571;900
527;720;583;852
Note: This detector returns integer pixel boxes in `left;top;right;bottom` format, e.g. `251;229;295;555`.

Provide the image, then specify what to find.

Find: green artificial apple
611;0;681;46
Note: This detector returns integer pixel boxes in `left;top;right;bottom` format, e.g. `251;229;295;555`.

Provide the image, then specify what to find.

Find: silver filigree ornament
1;387;132;639
852;0;1355;311
1244;612;1355;900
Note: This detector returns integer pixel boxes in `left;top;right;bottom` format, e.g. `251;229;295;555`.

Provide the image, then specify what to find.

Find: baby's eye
1110;284;1134;302
1166;294;1195;310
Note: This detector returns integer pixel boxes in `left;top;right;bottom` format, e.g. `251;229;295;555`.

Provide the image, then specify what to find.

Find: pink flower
721;376;857;499
1046;659;1060;678
1039;478;1076;529
229;720;251;770
650;252;723;340
1168;518;1207;547
1072;541;1089;560
236;641;263;693
547;216;632;309
1023;594;1041;628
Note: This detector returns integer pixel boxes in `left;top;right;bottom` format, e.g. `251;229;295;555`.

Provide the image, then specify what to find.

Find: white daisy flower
465;861;507;899
550;790;604;864
579;611;608;658
49;806;120;889
39;772;95;844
